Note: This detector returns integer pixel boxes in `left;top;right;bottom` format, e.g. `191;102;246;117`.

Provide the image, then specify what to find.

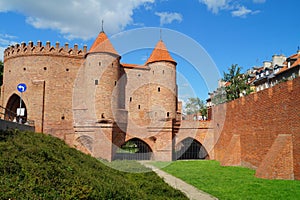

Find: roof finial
160;29;162;41
101;20;104;32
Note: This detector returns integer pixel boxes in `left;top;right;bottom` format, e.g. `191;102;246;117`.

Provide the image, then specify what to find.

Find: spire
89;31;118;55
145;40;176;65
101;20;104;32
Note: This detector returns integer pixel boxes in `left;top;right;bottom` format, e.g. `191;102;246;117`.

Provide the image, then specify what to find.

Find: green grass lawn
0;129;187;200
151;160;300;200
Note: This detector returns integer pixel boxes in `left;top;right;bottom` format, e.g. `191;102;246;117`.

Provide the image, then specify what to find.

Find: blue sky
0;0;299;104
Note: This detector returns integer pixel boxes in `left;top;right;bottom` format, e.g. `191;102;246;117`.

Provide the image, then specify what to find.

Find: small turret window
158;87;160;92
130;97;132;102
95;80;99;85
138;105;141;109
167;112;170;117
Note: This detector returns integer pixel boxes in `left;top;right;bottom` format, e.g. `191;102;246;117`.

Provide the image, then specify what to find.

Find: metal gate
175;137;208;160
114;138;153;160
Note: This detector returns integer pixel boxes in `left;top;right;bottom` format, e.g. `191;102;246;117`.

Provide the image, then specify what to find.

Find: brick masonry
212;77;300;180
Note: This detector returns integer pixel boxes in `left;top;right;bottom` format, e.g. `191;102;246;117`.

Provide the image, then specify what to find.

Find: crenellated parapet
4;41;87;61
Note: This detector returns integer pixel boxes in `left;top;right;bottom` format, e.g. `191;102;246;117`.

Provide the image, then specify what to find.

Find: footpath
140;162;218;200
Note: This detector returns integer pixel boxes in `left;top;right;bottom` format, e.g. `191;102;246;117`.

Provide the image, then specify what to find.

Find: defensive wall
212;77;300;180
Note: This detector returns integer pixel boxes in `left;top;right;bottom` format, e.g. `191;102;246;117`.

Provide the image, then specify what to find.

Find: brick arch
114;137;153;160
175;137;209;160
5;93;27;122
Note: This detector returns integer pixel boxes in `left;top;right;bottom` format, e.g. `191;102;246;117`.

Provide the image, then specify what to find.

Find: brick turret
146;40;177;120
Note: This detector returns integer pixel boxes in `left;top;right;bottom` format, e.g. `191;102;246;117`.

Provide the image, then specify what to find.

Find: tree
222;64;251;101
0;60;3;86
185;97;207;119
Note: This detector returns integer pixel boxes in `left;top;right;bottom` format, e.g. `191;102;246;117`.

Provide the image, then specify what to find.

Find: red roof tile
225;82;231;87
145;40;176;65
89;31;118;55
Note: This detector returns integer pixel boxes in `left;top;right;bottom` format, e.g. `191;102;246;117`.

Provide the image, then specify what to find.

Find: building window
158;87;160;92
130;97;132;102
95;80;99;85
163;70;164;74
23;67;26;71
114;81;117;86
153;71;154;75
138;105;140;109
66;68;69;72
99;62;101;66
44;67;47;71
167;112;170;117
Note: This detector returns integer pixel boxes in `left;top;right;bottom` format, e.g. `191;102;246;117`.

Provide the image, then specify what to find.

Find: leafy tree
185;97;207;118
222;64;251;101
0;60;3;86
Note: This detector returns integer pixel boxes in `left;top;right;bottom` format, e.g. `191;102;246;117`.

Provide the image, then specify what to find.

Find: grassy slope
0;130;187;200
153;160;300;200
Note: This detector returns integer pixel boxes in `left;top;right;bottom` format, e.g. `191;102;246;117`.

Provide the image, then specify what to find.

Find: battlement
4;41;87;61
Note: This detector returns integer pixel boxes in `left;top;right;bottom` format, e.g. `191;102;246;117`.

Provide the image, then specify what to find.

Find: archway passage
5;93;27;123
114;138;153;160
175;137;208;160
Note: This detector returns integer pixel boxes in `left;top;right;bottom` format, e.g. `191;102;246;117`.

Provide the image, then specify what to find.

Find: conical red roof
145;40;176;65
89;31;118;55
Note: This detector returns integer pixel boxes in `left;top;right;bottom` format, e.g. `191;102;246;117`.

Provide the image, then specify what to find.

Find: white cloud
231;6;260;17
253;0;266;3
155;12;183;26
199;0;231;14
231;6;251;17
0;47;5;61
0;0;155;40
199;0;262;17
0;34;18;61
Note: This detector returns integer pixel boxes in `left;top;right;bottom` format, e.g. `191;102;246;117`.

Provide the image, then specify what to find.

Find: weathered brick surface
212;77;300;180
255;134;294;179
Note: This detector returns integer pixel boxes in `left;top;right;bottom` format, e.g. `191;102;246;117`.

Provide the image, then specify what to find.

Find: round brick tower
85;31;121;121
145;40;177;121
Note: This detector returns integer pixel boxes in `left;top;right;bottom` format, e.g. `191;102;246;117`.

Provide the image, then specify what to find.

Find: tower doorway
5;93;27;123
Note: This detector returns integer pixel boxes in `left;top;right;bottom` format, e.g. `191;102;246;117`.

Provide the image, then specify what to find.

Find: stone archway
5;93;27;123
114;138;153;160
175;137;208;160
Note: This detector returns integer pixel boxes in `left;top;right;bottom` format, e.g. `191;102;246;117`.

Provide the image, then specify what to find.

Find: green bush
0;129;187;199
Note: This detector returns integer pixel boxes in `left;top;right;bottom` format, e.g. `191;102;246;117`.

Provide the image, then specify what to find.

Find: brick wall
212;77;300;180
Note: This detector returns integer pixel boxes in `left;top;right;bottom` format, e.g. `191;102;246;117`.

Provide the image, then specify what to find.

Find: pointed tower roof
145;40;176;65
89;31;118;55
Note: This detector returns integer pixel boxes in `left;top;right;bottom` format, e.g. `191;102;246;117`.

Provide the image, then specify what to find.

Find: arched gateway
114;138;153;160
175;137;208;160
